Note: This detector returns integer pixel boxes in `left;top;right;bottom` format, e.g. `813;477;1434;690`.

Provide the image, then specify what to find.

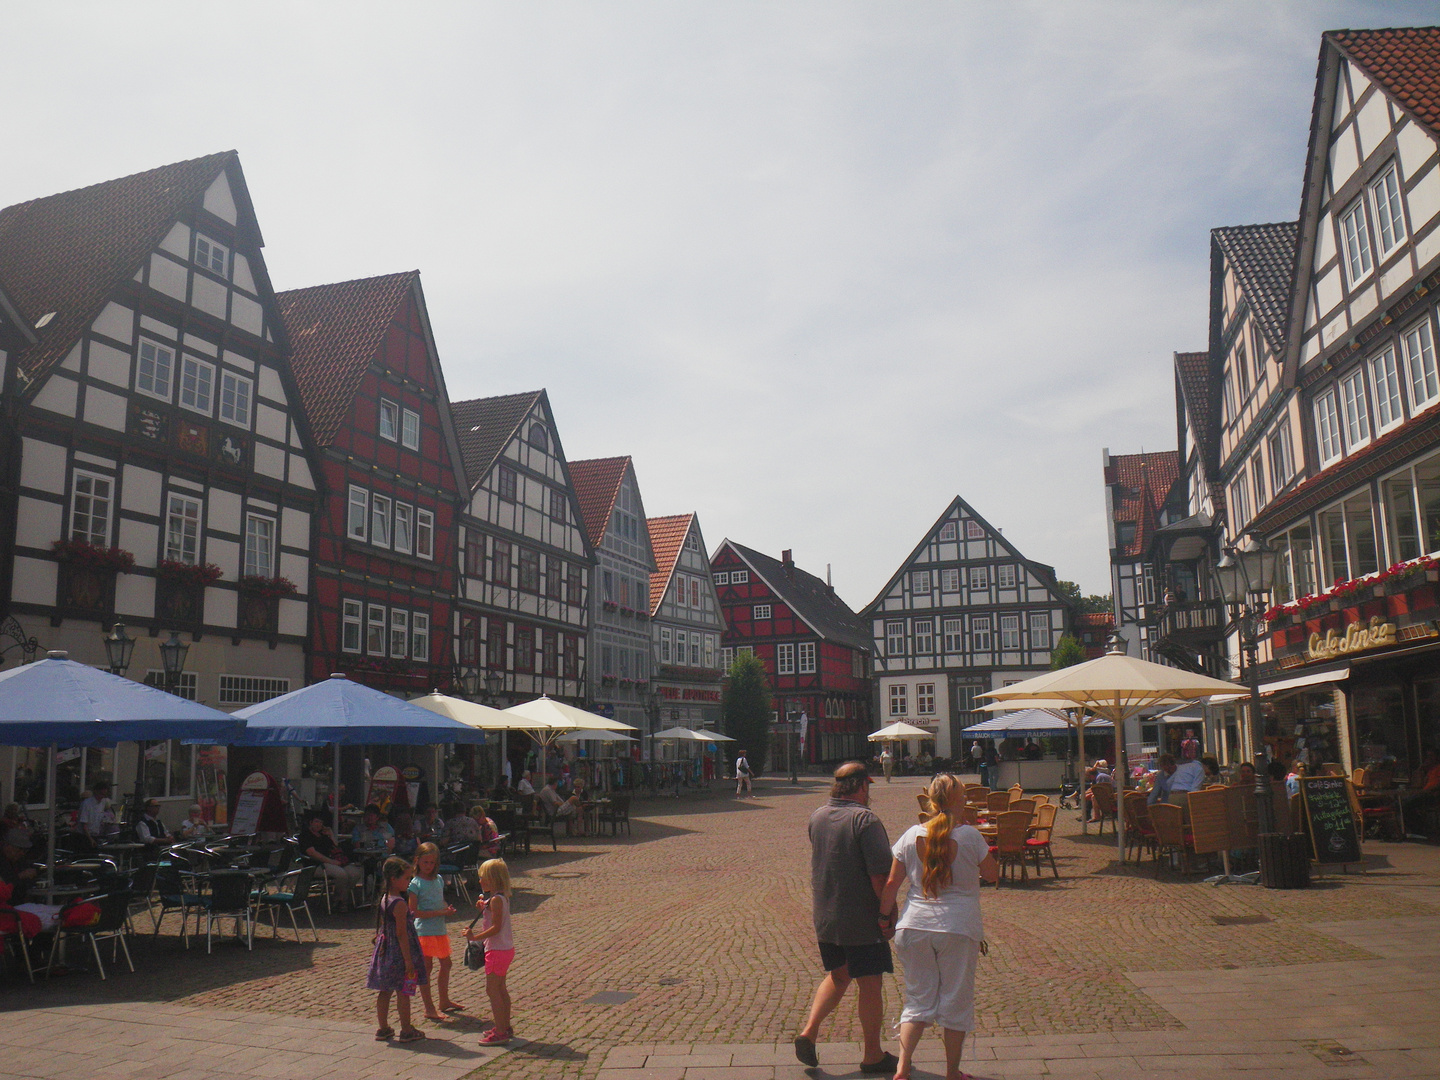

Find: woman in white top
879;773;998;1080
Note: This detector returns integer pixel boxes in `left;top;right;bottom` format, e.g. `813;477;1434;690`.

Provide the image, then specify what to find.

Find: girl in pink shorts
466;858;516;1045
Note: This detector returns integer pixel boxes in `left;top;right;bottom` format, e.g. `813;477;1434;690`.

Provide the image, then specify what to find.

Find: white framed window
393;503;414;554
1029;612;1051;648
970;617;991;651
911;570;931;593
194;234;228;275
798;641;815;673
969;566;989;590
341;599;362;652
70;471;112;546
389;609;409;658
1340;368;1371;448
916;683;935;715
366;604;386;655
691;578;700;607
1315;389;1343;465
997;563;1017;588
942;618;964;652
731;569;749;584
660;627;672;663
217;675;289;706
379;399;399;442
687;634;699;668
675;575;689;607
940;568;960;592
219;371;252;427
401;408;420;450
1251;451;1267;507
1369;163;1406;255
713;571;730;585
939;521;957;541
965;520;984;539
415;508;434;559
737;645;753;659
752;604;771;620
1268;423;1294;488
411;612;430;662
179;355;214;415
674;630;687;665
889;684;908;717
1339;197;1373;283
136;339;174;400
777;643;795;675
1403;318;1439;411
370;494;391;548
165;493;202;564
885;620;906;655
999;614;1021;650
913;619;934;654
1371;346;1405;432
721;646;735;669
243;514;275;578
347;486;369;541
1230;475;1251;527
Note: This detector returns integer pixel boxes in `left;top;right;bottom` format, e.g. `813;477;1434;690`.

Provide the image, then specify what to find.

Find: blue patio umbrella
0;654;244;883
230;673;487;832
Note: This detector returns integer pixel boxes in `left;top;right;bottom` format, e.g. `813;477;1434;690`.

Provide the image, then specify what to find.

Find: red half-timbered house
278;272;468;692
710;540;873;766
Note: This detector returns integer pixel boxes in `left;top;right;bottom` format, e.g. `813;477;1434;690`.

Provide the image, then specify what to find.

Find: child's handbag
463;912;486;972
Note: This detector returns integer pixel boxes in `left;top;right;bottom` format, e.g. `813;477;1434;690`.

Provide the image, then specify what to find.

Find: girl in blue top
408;842;460;1020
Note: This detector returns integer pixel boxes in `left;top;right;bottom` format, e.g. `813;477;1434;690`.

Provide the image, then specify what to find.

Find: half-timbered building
278;271;468;694
0;153;322;813
1101;449;1183;660
710;541;873;766
453;391;591;772
647;513;725;740
863;498;1072;759
569;457;656;737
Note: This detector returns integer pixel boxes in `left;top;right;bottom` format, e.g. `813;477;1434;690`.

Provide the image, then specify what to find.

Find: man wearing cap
135;799;174;847
794;762;897;1076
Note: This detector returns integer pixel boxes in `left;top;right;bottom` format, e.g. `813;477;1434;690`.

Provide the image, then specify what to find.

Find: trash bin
1258;832;1311;889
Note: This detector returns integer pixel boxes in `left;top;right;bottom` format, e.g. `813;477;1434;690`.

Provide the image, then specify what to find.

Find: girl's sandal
374;1027;394;1041
396;1028;426;1043
480;1027;512;1045
442;1004;466;1013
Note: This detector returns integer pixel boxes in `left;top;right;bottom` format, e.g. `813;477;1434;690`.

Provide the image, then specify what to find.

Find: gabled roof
1333;26;1440;139
1104;451;1180;559
1174;350;1219;478
1211;222;1297;358
277;272;418;447
0;152;237;392
568;457;631;548
721;540;872;653
451;391;545;488
647;513;694;615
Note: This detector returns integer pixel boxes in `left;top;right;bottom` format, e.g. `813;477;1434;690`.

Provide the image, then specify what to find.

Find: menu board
365;765;407;815
1300;776;1362;865
231;770;286;836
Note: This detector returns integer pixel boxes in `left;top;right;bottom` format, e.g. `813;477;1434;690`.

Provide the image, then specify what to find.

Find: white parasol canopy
410;693;527;731
555;728;637;743
868;721;936;742
652;726;732;742
502;696;638;752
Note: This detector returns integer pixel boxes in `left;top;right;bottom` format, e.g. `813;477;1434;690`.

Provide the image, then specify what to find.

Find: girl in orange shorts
408;842;462;1020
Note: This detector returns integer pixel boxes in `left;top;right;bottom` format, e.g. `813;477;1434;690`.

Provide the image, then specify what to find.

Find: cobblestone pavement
4;775;1439;1080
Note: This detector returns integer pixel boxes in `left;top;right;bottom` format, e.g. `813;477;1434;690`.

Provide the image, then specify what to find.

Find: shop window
1352;685;1409;780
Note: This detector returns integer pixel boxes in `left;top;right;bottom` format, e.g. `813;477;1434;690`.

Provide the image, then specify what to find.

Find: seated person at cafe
0;804;27;832
491;776;512;802
76;782;118;849
1148;753;1206;804
443;806;482;847
391;811;419;859
351;804;396;854
1285;760;1307;798
417;804;445;841
1230;761;1258;787
472;804;504;857
135;799;174;847
1084;760;1112;823
537;776;581;826
179;803;213;840
302;812;364;907
1201;756;1222;783
515;771;536;797
0;828;40;905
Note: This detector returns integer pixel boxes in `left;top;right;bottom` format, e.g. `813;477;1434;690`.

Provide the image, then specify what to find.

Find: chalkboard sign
1300;776;1362;865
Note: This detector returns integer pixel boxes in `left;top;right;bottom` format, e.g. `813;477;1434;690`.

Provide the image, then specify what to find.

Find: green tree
722;652;773;771
1049;633;1087;670
1056;579;1113;614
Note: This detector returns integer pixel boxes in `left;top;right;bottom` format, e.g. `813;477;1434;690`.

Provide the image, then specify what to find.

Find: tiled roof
1076;612;1115;628
568;457;630;548
0;152;235;391
647;513;694;614
725;541;872;654
1332;27;1440;139
1174;350;1220;474
451;391;544;488
1212;222;1297;358
276;272;417;447
1104;451;1180;559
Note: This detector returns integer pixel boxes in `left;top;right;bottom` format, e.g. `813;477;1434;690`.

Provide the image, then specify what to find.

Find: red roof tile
0;152;236;392
568;456;631;548
1332;27;1440;139
1104;451;1179;558
1076;612;1115;628
276;272;417;447
647;513;694;614
451;391;545;487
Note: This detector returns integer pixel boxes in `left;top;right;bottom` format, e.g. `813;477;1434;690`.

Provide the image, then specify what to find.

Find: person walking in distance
794;763;898;1077
735;750;753;798
880;746;895;783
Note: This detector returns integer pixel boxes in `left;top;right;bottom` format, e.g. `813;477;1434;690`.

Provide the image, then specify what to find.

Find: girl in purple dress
368;856;428;1043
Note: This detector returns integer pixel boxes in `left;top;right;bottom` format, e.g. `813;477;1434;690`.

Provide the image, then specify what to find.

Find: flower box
52;538;136;574
602;600;619;613
238;575;298;599
157;560;223;588
600;675;617;687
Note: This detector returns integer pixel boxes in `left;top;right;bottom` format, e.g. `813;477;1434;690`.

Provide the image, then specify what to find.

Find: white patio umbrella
411;692;530;789
867;721;936;741
975;700;1116;832
555;729;637;743
502;697;638;769
980;642;1244;865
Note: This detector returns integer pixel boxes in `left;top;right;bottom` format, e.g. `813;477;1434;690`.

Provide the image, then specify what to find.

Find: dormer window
194;234;228;275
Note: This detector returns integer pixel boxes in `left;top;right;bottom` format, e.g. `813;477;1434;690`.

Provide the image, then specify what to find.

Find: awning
1259;665;1349;696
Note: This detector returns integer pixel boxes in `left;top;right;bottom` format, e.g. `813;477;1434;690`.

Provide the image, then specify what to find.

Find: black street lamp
158;631;190;694
484;670;504;703
456;664;482;699
1212;536;1282;838
103;622;136;675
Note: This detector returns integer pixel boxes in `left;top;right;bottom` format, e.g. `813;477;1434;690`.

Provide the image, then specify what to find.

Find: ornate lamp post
158;632;190;695
103;622;136;676
0;616;40;668
456;664;482;699
1212;536;1281;838
484;670;504;704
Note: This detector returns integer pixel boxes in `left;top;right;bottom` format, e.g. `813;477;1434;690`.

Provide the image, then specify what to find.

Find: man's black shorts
818;940;893;978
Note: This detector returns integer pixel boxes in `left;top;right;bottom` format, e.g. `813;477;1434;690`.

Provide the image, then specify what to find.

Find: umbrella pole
1114;700;1127;871
1077;718;1088;836
47;744;58;890
333;742;341;837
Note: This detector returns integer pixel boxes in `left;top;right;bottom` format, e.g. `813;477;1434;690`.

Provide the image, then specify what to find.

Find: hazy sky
5;2;1436;607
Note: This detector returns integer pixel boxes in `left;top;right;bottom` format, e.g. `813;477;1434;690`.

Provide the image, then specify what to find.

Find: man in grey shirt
794;762;897;1076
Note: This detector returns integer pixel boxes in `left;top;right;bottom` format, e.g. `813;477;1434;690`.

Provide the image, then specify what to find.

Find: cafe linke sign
1307;617;1397;662
1269;571;1440;671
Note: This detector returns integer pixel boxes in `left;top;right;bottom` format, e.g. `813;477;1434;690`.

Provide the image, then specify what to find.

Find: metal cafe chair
198;870;258;953
256;865;320;942
46;893;134;981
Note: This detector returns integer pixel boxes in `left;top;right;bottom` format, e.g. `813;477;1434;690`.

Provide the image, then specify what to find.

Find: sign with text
1299;776;1362;865
1306;617;1396;662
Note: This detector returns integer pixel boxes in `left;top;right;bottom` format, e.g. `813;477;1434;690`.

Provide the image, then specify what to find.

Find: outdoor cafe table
99;842;147;869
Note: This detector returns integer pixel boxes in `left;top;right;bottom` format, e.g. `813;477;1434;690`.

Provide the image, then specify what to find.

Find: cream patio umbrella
502;696;637;753
867;721;936;741
979;642;1243;866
